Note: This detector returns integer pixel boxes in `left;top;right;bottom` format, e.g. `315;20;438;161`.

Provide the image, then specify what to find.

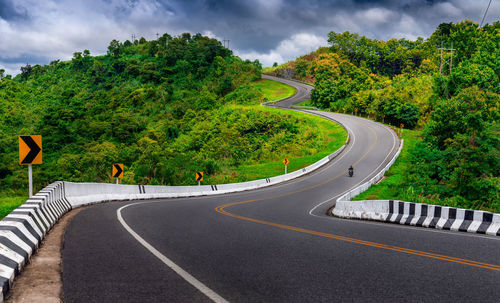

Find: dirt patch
5;207;86;303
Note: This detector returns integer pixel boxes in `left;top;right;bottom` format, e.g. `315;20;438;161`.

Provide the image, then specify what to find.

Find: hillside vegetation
0;33;346;201
268;21;499;211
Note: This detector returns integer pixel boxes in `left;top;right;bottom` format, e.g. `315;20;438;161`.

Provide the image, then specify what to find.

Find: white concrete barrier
64;144;347;208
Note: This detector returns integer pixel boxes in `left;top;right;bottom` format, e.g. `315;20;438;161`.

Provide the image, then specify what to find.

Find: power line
438;42;456;75
480;0;493;27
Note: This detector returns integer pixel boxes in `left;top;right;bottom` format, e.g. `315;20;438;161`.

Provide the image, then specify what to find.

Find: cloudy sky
0;0;498;75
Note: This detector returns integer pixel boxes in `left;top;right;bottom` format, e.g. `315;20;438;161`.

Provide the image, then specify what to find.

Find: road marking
215;202;500;272
213;117;500;272
117;203;229;303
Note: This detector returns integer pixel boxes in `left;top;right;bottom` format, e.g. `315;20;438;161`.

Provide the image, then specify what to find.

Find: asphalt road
63;76;500;302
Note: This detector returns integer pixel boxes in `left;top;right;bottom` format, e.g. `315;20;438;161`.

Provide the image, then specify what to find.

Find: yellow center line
214;122;500;272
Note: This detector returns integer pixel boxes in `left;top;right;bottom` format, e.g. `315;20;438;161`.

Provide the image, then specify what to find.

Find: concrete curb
332;200;500;236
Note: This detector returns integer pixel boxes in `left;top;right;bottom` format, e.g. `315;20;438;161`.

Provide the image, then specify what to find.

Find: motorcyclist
348;165;354;177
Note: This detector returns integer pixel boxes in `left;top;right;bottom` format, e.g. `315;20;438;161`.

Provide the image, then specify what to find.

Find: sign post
112;164;124;184
28;164;33;197
282;158;290;174
19;135;42;198
196;172;203;186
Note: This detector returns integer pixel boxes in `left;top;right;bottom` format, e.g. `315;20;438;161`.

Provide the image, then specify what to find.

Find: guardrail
290;105;319;110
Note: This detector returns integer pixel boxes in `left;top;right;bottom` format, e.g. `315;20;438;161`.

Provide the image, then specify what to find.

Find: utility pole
438;42;456;75
223;39;230;49
156;33;159;39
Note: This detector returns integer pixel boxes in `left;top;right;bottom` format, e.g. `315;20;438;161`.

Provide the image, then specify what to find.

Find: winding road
62;75;500;302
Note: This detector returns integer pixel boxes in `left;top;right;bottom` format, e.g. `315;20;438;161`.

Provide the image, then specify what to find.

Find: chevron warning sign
19;135;42;165
196;172;203;182
113;164;124;178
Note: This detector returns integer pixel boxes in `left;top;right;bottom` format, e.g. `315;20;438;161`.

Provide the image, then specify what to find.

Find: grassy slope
0;195;27;219
231;80;345;182
214;105;346;183
294;99;314;107
353;128;419;201
251;79;296;101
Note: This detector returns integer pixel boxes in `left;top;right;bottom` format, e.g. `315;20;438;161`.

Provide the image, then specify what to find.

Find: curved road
63;76;500;302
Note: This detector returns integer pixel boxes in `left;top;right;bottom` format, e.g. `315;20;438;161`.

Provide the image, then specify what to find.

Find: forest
0;33;344;199
268;21;499;211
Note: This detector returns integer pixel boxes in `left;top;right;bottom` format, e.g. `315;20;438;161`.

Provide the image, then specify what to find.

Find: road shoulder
5;207;85;303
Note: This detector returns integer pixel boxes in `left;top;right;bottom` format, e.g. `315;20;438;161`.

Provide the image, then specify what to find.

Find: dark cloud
0;0;28;21
0;0;498;74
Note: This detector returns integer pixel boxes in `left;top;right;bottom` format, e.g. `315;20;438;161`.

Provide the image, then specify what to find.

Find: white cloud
235;33;326;66
0;62;22;77
392;14;421;40
355;8;395;26
0;0;179;74
436;2;463;17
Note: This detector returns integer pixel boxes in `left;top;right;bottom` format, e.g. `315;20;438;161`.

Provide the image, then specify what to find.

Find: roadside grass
250;79;296;101
353;128;420;201
0;194;28;219
262;66;276;73
294;99;314;107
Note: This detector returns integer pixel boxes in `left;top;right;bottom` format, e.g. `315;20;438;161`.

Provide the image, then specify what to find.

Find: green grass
213;105;347;183
294;99;314;107
353;128;420;201
250;79;296;101
262;66;277;73
0;195;28;219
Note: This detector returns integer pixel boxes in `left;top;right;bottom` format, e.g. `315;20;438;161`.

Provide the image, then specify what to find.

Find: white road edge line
117;202;229;303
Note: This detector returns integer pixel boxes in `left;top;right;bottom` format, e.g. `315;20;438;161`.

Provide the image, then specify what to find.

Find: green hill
0;33;346;202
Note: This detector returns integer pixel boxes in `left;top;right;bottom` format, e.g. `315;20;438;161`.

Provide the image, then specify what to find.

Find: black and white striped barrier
333;200;500;236
0;181;71;301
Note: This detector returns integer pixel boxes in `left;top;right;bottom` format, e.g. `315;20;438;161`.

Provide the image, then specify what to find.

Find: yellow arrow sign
113;164;124;178
19;135;42;165
196;172;204;181
282;158;290;166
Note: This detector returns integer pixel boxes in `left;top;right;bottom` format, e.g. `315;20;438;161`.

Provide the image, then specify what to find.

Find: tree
20;64;32;79
107;39;122;57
